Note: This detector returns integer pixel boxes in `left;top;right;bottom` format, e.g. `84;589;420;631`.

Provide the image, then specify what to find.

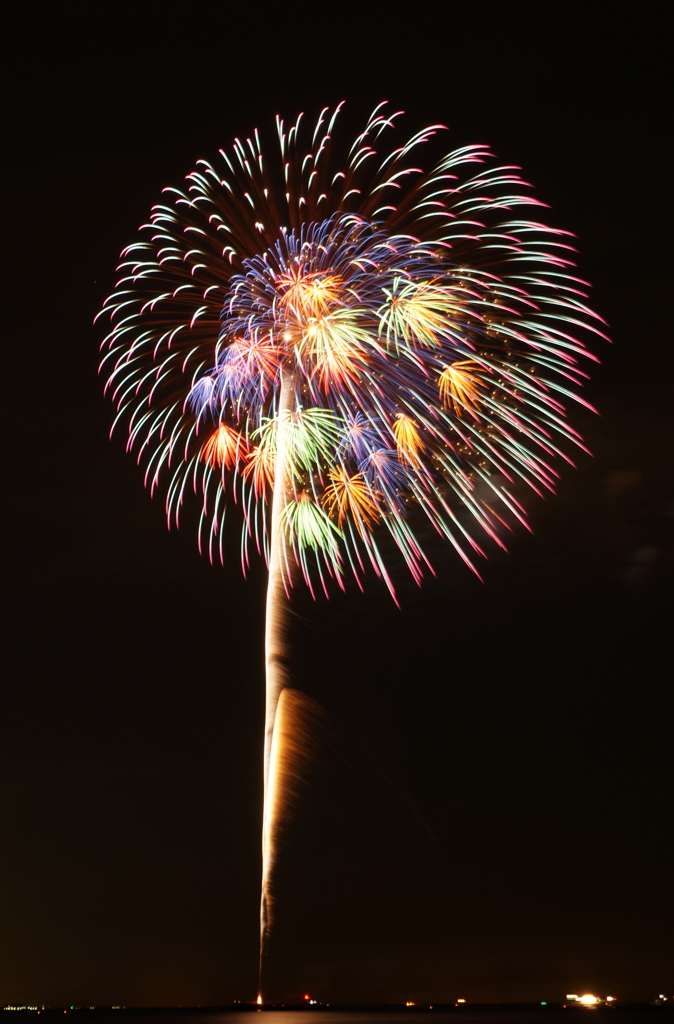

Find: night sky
3;0;672;1008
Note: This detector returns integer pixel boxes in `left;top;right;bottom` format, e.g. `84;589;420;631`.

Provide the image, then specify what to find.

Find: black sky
2;0;672;1007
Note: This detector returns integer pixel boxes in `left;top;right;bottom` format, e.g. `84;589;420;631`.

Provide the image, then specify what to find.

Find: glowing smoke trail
260;370;294;992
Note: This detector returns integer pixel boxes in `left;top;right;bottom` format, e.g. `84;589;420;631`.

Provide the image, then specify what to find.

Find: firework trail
260;369;293;961
97;102;606;996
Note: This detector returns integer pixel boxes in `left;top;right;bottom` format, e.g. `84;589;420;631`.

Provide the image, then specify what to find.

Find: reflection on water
250;1017;549;1024
232;1015;661;1024
251;1017;561;1024
48;1010;668;1024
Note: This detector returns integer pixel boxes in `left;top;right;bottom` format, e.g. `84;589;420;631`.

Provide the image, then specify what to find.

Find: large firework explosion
97;102;605;995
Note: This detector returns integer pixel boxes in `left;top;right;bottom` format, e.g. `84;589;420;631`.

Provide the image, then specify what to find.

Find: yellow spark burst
298;309;372;391
438;360;484;417
322;468;381;531
380;280;463;348
277;269;342;319
392;413;424;466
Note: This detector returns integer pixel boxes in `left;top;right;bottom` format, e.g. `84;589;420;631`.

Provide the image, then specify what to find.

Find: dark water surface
238;1014;672;1024
10;1010;672;1024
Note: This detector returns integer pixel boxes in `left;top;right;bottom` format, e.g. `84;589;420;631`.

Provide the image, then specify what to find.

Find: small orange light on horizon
304;994;311;1001
456;999;466;1004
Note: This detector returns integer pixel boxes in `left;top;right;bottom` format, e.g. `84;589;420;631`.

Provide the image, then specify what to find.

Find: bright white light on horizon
579;994;599;1005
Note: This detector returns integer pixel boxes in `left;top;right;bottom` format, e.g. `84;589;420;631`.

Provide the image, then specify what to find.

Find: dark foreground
3;1006;673;1024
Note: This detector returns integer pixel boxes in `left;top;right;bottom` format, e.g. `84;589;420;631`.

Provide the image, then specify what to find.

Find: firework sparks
97;101;605;997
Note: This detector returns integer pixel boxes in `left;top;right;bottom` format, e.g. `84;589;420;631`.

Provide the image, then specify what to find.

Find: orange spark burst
439;360;485;417
243;441;276;497
201;423;247;469
322;468;381;530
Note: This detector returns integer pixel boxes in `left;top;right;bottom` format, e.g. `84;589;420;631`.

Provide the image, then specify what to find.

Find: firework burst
97;101;606;996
